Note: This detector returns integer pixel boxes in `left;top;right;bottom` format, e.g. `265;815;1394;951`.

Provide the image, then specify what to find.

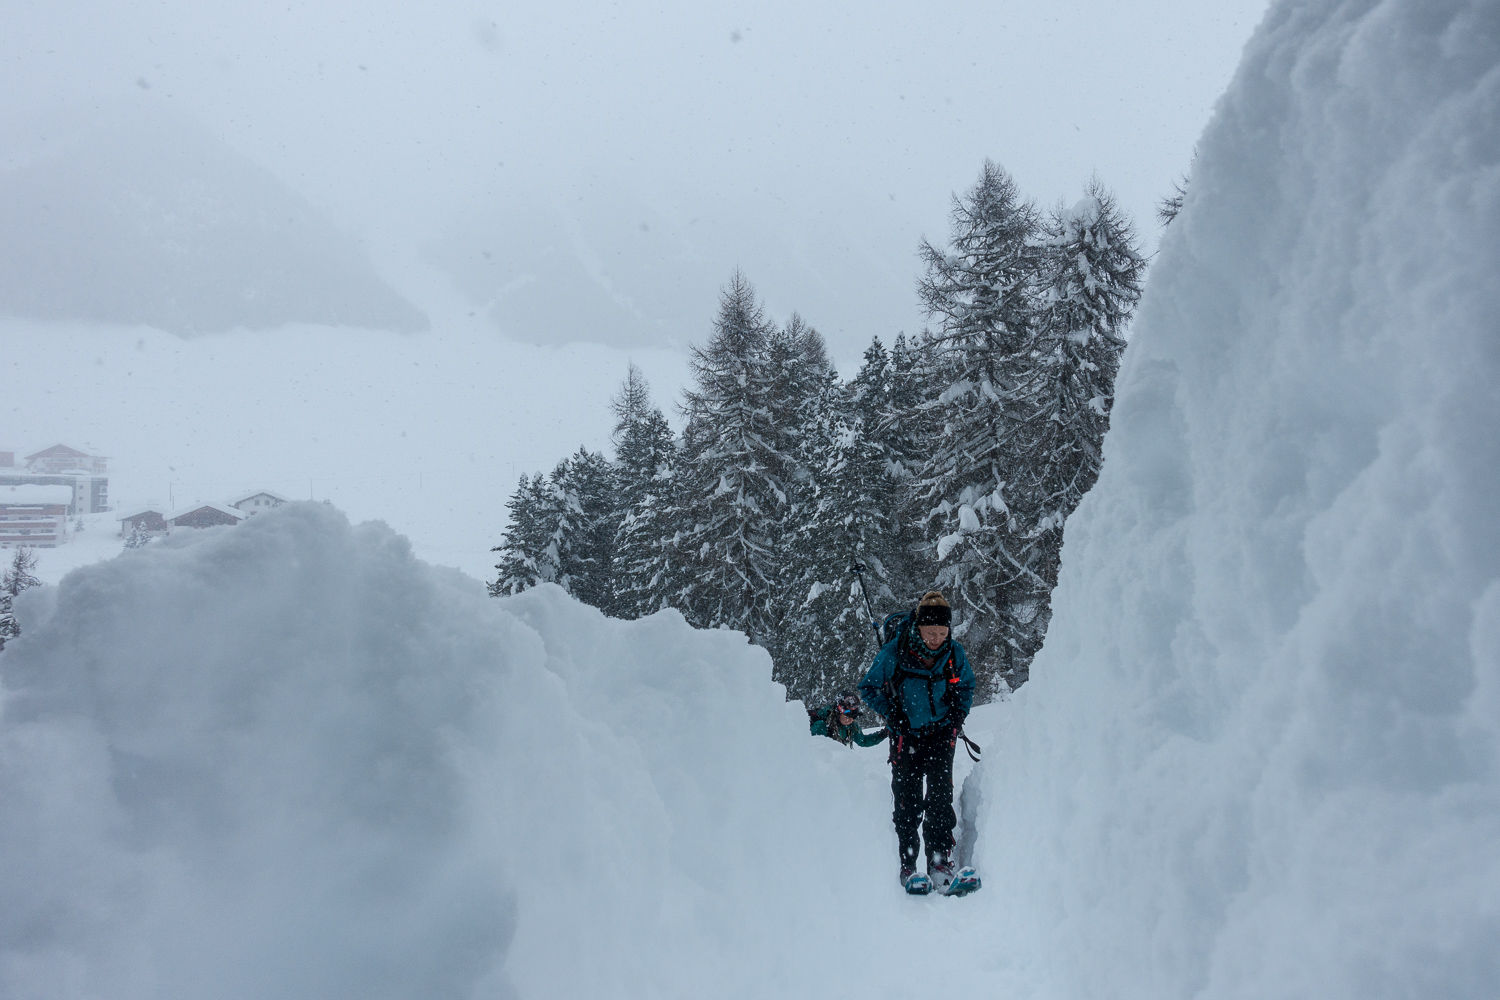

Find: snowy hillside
0;104;425;336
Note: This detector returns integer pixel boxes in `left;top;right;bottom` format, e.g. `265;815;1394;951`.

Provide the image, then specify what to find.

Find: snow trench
3;0;1498;997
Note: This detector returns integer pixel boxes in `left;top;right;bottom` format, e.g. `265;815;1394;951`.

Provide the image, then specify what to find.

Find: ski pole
849;561;881;645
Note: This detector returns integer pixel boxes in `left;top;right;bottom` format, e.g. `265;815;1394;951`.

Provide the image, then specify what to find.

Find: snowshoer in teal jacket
858;591;980;896
808;690;888;747
859;609;976;734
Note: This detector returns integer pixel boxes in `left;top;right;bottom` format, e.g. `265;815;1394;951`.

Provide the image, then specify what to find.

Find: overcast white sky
2;0;1270;362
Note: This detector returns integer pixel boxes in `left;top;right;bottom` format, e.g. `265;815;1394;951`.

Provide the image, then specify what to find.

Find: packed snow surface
2;0;1498;997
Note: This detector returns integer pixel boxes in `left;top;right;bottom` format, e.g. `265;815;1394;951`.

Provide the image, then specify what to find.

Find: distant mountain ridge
0;102;427;336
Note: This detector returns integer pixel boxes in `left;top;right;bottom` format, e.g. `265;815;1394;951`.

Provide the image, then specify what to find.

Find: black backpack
877;610;914;647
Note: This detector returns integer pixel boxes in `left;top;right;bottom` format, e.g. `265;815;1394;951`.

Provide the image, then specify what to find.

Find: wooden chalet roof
169;503;247;523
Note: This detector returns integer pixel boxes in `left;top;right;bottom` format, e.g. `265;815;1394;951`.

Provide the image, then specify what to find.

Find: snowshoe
901;866;933;895
943;866;982;897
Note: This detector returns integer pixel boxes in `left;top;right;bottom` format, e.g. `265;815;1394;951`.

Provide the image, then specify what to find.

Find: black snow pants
889;724;958;868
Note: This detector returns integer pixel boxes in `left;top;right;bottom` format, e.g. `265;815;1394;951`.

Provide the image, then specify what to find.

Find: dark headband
915;604;951;627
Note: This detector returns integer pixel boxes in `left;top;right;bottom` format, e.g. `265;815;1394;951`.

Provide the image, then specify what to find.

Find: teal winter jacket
858;635;975;734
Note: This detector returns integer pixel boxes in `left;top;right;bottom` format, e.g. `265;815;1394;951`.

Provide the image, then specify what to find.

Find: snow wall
1;502;948;999
971;1;1500;997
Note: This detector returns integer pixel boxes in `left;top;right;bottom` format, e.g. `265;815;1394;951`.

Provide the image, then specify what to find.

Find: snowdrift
973;1;1500;997
1;503;975;999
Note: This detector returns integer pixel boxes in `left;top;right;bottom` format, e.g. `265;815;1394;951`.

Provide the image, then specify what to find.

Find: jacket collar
901;638;951;675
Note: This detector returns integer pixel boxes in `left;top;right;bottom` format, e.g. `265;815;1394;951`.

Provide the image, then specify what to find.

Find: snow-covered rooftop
116;505;169;521
0;484;75;506
227;489;290;506
170;502;247;521
24;444;91;461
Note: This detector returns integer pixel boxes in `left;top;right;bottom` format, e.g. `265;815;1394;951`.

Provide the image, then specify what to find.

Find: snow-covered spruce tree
611;364;675;506
123;525;151;549
776;380;899;708
490;449;617;604
608;364;678;618
777;337;917;699
0;592;13;651
750;311;843;687
489;472;566;596
611;457;681;618
671;272;789;638
909;161;1043;700
850;337;890;430
0;546;42;651
554;447;618;610
877;331;947;603
764;311;832;480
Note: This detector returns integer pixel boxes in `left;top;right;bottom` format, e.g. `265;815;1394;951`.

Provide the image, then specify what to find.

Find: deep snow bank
976;1;1500;997
0;503;924;999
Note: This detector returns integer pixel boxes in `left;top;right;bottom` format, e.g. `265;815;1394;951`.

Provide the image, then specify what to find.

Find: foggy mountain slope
0;103;426;336
972;0;1500;997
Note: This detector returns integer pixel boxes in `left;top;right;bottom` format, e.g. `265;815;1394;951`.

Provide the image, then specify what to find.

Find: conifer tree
489;473;566;596
480;170;1138;706
672;272;788;637
850;337;890;431
555;447;618;609
490;450;618;605
878;332;946;601
1020;183;1144;575
764;312;831;489
611;460;680;618
0;547;41;651
609;364;678;618
776;384;897;706
611;364;674;504
909;161;1044;694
